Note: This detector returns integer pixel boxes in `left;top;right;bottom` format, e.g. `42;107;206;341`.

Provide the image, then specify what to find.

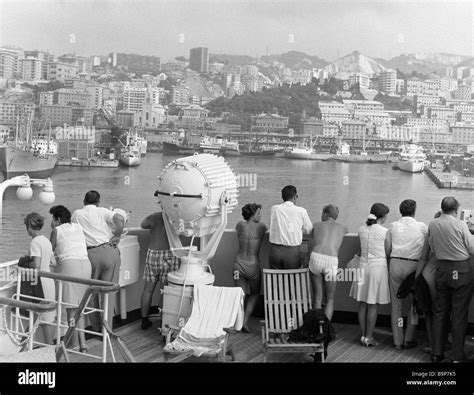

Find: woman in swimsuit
234;203;267;333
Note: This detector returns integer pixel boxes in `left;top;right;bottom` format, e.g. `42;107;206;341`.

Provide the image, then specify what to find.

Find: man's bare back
141;212;171;251
311;220;348;257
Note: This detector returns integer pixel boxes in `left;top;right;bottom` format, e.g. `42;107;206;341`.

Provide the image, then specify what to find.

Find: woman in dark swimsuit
234;203;267;333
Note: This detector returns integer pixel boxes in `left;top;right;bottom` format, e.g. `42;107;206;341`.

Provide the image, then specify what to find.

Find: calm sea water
1;153;473;262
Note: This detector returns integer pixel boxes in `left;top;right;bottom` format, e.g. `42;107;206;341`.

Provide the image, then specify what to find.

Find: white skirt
349;264;390;304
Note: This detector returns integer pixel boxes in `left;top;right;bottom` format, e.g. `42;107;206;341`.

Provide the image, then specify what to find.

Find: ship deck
69;316;474;363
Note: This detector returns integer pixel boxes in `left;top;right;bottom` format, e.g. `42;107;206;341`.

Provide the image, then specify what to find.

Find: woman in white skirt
350;203;391;347
50;205;92;353
23;213;56;345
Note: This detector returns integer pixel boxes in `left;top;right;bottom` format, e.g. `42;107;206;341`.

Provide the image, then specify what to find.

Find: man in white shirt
388;199;428;350
269;185;313;269
72;190;124;332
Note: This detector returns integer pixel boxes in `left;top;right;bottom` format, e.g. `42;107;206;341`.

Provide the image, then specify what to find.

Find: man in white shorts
308;204;348;327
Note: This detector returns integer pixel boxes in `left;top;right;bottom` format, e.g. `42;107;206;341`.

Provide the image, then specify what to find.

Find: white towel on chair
164;284;244;357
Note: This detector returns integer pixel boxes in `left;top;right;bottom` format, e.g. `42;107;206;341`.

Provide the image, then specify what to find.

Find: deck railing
0;261;121;362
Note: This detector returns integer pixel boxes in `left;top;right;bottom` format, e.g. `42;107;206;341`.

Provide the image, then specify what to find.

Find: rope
0;306;41;347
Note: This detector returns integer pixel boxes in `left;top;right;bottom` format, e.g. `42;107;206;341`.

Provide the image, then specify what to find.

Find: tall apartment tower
189;47;209;73
381;69;397;94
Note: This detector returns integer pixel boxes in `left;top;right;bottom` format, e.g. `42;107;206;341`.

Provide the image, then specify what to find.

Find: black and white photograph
0;0;473;393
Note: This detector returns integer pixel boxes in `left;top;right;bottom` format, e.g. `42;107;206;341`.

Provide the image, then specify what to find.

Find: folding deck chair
163;284;244;362
261;268;326;362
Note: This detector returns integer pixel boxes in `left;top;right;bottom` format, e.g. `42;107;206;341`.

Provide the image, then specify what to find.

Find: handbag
17;256;45;316
346;254;360;269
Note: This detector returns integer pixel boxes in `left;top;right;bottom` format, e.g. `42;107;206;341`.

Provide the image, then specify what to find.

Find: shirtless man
234;203;267;333
140;212;181;330
309;204;348;322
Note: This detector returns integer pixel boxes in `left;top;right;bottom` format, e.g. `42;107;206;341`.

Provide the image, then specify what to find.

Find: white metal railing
0;260;120;362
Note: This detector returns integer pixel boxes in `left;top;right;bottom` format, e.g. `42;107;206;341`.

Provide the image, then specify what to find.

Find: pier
57;159;119;168
425;164;474;190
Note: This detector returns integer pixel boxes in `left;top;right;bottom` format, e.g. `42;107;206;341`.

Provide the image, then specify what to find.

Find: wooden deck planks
67;318;470;363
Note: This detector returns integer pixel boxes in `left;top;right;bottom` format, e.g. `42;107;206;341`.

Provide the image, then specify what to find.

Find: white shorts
308;252;339;279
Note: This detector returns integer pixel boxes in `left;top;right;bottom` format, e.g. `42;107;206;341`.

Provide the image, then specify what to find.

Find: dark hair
281;185;297;201
242;203;261;221
49;205;72;224
366;203;389;226
24;212;44;230
84;190;100;205
441;196;459;214
434;211;442;219
399;199;416;217
322;204;339;220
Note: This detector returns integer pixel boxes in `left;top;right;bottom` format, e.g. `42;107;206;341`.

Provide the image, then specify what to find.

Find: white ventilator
155;153;238;285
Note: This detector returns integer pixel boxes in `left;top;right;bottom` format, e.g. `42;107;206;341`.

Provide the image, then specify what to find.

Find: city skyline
0;0;472;62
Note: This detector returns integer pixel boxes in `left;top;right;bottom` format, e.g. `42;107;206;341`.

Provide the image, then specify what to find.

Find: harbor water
0;153;473;262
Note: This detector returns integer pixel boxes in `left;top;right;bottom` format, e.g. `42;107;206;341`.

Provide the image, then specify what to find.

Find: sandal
363;337;379;347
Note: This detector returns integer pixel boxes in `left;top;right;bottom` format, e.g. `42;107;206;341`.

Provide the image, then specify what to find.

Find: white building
379;124;420;142
450;123;474;145
134;102;166;128
47;62;79;81
242;65;259;76
354;110;391;126
85;85;103;110
319;101;351;124
20;58;44;81
343;100;384;113
454;85;472;100
396;79;405;94
39;91;54;106
381;69;397;94
349;73;370;90
424;106;456;121
414;95;441;113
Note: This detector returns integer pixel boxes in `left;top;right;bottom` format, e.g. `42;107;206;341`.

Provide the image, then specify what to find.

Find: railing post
56;281;63;345
15;276;21;334
102;293;109;363
120;287;127;320
28;310;34;351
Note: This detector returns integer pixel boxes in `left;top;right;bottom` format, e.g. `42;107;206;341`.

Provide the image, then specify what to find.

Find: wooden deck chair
261;268;325;362
163;285;244;362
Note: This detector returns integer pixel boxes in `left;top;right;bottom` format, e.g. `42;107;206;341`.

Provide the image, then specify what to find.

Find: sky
0;0;472;62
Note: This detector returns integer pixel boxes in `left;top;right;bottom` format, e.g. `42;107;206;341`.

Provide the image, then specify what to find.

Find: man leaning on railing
71;190;124;334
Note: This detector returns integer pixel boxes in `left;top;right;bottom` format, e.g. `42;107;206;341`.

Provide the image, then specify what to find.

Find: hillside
205;83;322;131
262;51;328;69
380;52;472;75
324;51;387;78
209;54;256;66
455;57;474;68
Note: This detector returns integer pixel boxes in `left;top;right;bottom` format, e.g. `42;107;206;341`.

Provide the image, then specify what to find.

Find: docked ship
0;113;57;179
162;132;197;156
329;141;351;161
119;132;141;167
240;142;275;157
285;145;332;161
397;143;426;173
220;140;240;157
136;136;147;157
200;136;223;154
31;138;58;155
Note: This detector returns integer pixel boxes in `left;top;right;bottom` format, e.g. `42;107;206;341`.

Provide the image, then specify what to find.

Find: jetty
425;165;474;190
57;159;119;168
